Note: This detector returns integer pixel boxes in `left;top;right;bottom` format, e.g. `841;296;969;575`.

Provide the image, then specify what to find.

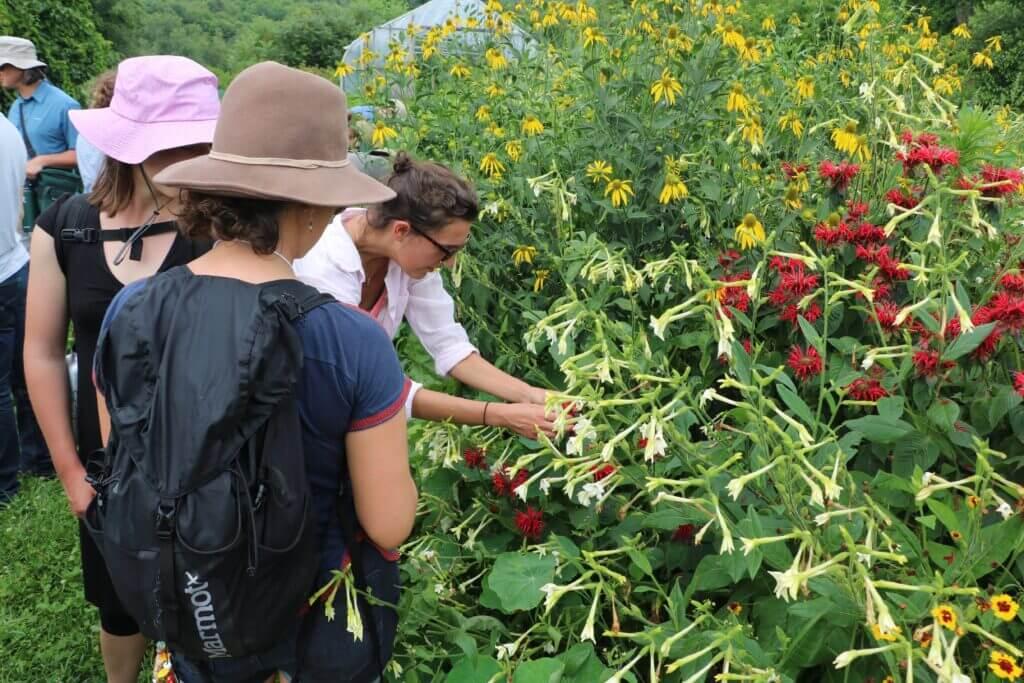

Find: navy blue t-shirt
97;278;410;570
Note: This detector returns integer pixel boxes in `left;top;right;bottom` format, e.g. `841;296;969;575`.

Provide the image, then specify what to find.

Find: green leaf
988;386;1022;427
776;383;815;427
485;553;557;614
446;655;502;683
845;415;914;443
917;514;937;530
798;316;824;354
877;396;905;420
927;399;960;433
561;644;614;683
689;554;736;592
627;547;654;578
926;499;962;535
513;658;564;683
942;322;996;361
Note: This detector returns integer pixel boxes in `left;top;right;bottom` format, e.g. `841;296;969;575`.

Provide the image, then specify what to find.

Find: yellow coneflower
504;140;522;162
542;11;559;28
371;122;398;147
783;185;802;210
487;122;506;138
762;16;776;32
735;213;766;250
533;269;550;293
604;178;634;207
485;48;508;70
449;64;471;78
475;105;491;122
658;174;689;204
973;51;995;69
933;74;960;96
650;69;684;105
717;22;746;50
479;153;505;179
987;35;1003;52
737;37;762;62
512;245;538;266
740;114;765;150
357;49;377;68
839;69;852;87
931;604;957;631
831;121;861;155
582;27;608;48
726;83;750;113
485;83;506;98
522;115;545;136
952;23;971;39
778;111;804;138
586;160;613;183
334;62;354;78
795;76;815;101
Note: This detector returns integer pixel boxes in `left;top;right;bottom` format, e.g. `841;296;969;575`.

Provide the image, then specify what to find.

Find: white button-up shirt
294;208;478;415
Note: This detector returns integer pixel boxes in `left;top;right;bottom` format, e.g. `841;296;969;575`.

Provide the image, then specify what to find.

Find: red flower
780;268;819;296
493;467;530;498
885;187;922;209
913;349;953;378
872;279;892;301
974;327;1003;360
874;301;901;330
780;302;821;326
980;164;1024;197
945;317;961;339
877;252;910;281
718;250;743;269
1014;371;1024;399
769;256;804;273
1001;274;1024;293
813;222;849;246
768;286;791;307
592;464;616;481
819;159;860;191
899;144;959;174
846;200;870;221
852;221;886;244
672;523;696;544
989;291;1024;331
637;437;648;449
742;338;753;355
515;507;545;540
787;345;823;382
855;243;888;264
463;447;487;469
846;377;889;401
512;468;529;490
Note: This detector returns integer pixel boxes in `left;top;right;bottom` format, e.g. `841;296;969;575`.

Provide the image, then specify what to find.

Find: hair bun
392;151;413;175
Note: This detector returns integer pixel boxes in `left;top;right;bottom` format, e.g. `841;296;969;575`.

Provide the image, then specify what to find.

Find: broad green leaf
798;316;824;354
689;554;736;592
877;396;905;420
942;322;996;361
926;499;962;535
446;655;502;683
485;553;557;614
512;658;564;683
561;644;615;683
988;386;1022;427
927;399;960;432
776;383;815;427
845;415;914;443
627;547;654;578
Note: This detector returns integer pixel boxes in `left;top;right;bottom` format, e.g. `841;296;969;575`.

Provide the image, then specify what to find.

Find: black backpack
84;266;334;660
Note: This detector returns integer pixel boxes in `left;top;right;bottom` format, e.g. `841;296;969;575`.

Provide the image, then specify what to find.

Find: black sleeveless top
36;194;211;461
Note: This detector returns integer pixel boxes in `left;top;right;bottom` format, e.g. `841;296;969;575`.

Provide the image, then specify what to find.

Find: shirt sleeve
349;316;411;432
93;280;147;396
403;272;477;377
63;101;80;150
35;193;72;236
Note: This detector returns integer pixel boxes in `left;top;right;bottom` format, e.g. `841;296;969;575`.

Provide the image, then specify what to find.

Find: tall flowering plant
345;0;1024;681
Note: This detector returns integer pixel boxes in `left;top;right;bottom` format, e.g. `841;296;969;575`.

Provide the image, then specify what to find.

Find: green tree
1;0;116;104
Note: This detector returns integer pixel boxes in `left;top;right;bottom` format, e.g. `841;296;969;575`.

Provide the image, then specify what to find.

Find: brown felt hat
154;61;395;207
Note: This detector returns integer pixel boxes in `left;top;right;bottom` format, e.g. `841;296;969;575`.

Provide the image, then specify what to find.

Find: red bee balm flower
672;523;696;544
787;345;823;382
846;377;889;401
592;464;616;481
463;447;487;469
1014;372;1024;399
819;160;860;191
492;467;529;498
515;507;545;540
913;350;954;378
874;301;901;330
885;187;922;209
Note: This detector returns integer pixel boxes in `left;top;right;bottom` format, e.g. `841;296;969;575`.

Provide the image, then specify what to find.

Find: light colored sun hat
0;36;46;70
155;61;395;207
69;56;219;165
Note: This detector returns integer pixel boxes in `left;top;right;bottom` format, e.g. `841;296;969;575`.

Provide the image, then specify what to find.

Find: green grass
0;476;120;682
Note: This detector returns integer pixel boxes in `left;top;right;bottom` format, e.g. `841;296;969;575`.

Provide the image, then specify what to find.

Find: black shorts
78;520;140;636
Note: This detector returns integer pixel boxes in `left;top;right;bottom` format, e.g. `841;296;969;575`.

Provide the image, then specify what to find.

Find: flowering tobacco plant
349;0;1024;681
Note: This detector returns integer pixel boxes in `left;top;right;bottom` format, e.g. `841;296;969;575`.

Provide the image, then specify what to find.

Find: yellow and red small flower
990;651;1024;681
991;594;1020;622
931;603;957;631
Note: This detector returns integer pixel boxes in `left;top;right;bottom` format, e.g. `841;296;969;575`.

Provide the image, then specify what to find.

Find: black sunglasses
410;224;466;261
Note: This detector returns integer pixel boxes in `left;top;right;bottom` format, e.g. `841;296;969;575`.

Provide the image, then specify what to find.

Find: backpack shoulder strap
269;280;336;322
52;194;94;276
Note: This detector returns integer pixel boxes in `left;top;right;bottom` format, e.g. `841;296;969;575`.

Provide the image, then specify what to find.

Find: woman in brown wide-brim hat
97;61;418;683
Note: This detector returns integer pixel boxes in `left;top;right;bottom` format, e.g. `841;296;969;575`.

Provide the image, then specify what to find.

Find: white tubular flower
641;416;667;462
540;478;553;495
768;566;803;602
894;296;933;328
496;642;517;661
579;589;600;643
693;519;715;546
726;458;785;500
926;205;943;246
576;481;605;507
715;302;736;359
997;501;1014;520
833;644;900;669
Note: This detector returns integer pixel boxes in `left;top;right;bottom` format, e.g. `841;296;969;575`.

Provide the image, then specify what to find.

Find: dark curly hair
366;151;478;233
176;192;285;254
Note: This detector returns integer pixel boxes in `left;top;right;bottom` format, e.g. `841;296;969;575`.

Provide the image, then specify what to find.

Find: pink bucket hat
70;56;219;165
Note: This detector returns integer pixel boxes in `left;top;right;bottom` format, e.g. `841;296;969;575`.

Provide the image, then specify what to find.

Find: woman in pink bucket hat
22;55;219;683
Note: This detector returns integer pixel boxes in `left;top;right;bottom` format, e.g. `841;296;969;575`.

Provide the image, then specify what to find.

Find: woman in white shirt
295;152;555;438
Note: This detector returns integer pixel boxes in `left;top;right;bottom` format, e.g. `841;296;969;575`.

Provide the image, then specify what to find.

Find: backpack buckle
155;503;176;539
60;227;100;244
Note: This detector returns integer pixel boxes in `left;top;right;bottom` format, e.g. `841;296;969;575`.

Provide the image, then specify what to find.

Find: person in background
295;152;557;440
23;56;219;683
0;36;80;180
76;70;116;193
0;110;44;506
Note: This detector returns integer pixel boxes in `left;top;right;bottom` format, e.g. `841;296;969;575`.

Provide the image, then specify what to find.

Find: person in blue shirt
0;36;80;180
